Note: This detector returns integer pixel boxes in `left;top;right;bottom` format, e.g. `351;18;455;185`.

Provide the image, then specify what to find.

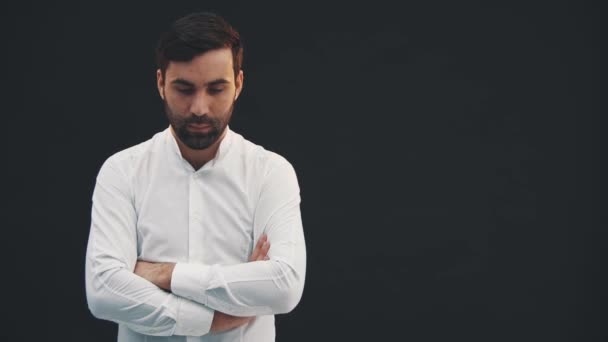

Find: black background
2;1;605;341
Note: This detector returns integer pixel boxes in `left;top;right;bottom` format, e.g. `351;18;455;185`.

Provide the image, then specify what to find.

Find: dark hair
156;12;243;78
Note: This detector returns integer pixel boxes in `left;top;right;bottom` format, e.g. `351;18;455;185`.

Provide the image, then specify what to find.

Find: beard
163;100;234;150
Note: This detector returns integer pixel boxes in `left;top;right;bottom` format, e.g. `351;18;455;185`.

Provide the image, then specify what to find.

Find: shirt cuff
171;262;212;305
173;296;214;336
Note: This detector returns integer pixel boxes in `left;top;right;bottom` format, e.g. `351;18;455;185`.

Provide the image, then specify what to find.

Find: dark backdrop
2;1;604;341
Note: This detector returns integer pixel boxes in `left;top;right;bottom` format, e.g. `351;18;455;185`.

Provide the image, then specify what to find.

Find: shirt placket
188;172;206;263
186;172;207;342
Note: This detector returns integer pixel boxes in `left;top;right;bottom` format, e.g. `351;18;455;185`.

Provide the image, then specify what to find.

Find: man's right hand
210;312;255;333
210;234;270;333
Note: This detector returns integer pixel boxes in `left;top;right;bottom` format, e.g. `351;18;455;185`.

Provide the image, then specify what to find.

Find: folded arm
172;160;307;316
139;159;307;317
85;159;215;336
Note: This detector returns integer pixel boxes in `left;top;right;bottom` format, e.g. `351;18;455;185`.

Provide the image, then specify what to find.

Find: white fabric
85;126;306;341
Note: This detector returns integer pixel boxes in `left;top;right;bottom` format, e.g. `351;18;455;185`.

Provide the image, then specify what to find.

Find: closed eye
208;87;225;95
176;88;194;95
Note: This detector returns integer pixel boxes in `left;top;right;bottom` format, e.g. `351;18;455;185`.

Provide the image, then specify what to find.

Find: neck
170;126;228;170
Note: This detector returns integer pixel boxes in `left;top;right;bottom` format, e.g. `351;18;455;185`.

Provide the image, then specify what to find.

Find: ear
234;70;244;100
156;69;165;100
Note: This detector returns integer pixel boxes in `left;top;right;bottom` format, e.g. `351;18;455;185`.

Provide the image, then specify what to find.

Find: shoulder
230;130;296;179
233;134;301;204
96;130;166;181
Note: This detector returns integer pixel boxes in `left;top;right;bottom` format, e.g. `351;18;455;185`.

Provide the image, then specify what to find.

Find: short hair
156;12;243;78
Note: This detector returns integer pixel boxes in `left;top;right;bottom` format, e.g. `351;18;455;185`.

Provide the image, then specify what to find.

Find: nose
189;92;210;116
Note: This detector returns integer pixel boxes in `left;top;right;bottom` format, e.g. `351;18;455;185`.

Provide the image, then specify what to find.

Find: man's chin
174;123;227;150
185;139;214;150
180;133;218;150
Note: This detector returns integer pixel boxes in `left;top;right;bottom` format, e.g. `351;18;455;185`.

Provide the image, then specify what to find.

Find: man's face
157;48;243;150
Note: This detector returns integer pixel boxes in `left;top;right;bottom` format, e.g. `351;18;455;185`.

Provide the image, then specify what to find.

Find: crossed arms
85;158;306;336
133;235;272;332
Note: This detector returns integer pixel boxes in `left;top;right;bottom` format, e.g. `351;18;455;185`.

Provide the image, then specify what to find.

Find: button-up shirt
85;126;306;342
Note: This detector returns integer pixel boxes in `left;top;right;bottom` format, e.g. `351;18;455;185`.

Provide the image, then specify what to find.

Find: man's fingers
248;235;264;261
210;312;254;333
249;234;268;262
254;240;270;261
257;241;270;261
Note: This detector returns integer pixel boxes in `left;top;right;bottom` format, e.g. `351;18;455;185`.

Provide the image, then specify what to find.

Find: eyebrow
170;78;231;87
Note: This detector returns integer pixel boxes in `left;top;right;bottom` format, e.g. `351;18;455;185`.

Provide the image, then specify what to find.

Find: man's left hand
134;261;175;291
135;234;270;291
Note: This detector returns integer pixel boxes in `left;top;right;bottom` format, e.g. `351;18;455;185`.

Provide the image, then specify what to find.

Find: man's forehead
165;48;234;84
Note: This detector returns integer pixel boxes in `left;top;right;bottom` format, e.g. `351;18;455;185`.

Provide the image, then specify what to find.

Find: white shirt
85;126;306;342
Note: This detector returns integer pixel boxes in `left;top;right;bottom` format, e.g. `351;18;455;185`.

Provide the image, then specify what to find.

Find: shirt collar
165;125;234;170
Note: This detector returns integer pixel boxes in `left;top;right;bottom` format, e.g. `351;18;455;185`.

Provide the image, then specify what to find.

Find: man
85;12;306;342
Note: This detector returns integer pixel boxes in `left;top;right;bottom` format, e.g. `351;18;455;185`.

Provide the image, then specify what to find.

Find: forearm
86;254;214;336
170;160;308;316
171;239;306;316
137;158;307;317
86;161;215;336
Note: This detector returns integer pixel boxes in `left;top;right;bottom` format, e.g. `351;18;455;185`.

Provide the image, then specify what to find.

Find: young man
85;12;306;342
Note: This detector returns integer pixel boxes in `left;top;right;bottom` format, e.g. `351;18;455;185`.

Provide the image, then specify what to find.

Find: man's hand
209;234;271;333
249;233;270;262
210;311;255;333
134;234;270;290
133;261;175;291
134;235;270;333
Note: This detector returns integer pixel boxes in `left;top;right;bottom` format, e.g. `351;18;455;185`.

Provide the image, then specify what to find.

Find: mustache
184;114;215;125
